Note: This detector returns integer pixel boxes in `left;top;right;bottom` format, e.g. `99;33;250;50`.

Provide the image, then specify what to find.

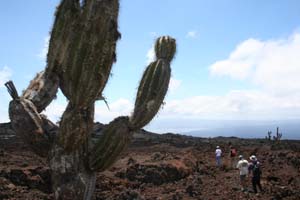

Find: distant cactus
4;1;176;199
266;131;272;141
273;127;282;142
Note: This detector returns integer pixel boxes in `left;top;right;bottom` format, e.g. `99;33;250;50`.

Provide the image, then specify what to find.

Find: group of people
215;146;263;194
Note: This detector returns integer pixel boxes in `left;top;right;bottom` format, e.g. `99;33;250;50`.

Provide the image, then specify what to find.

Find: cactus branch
130;36;176;129
89;116;131;171
89;36;176;171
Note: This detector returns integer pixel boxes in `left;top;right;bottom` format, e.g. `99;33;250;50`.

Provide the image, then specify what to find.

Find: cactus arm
89;116;131;171
89;36;176;172
46;0;80;75
58;0;120;108
130;59;171;129
130;36;176;129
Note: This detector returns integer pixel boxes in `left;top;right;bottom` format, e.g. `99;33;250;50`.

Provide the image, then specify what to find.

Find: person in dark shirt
248;155;263;194
229;146;237;169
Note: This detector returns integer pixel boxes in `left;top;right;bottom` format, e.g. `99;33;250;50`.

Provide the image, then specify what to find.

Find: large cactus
4;0;176;199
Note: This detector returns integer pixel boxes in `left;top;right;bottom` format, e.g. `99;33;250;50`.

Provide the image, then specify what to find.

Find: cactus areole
4;0;176;199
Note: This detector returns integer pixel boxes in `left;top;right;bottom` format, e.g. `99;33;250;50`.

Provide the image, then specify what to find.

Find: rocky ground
0;123;300;200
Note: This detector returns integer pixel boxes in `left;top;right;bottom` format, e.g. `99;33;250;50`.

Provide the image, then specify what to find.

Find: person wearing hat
236;155;249;192
215;146;222;167
248;155;263;194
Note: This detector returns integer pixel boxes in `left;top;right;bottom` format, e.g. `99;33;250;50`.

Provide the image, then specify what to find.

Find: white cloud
210;38;264;80
0;66;12;88
0;66;12;122
186;31;198;38
157;90;300;120
42;100;67;123
37;36;50;61
169;78;181;92
210;32;300;96
190;31;300;122
43;97;134;125
0;91;10;122
94;98;134;123
146;45;155;64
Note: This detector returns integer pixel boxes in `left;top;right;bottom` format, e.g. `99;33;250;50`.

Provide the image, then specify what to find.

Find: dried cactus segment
89;116;131;171
22;71;59;113
155;36;176;62
59;103;95;151
8;98;50;156
130;59;171;129
5;80;19;100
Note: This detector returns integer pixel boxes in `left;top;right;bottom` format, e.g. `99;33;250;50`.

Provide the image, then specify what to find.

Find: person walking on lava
248;155;263;194
215;146;222;167
236;155;249;192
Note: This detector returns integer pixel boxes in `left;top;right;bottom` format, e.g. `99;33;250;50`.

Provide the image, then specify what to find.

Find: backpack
230;148;237;157
253;163;262;177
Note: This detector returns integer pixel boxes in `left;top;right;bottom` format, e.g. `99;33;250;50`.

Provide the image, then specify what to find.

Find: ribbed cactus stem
130;59;171;129
56;0;120;150
155;36;176;62
57;0;120;109
130;36;176;129
46;0;80;78
89;117;131;171
59;103;94;151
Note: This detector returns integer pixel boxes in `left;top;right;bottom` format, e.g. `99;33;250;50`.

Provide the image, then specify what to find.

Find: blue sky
1;0;300;133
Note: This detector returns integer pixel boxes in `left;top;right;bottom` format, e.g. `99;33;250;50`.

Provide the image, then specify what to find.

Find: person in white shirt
236;155;249;191
215;146;222;167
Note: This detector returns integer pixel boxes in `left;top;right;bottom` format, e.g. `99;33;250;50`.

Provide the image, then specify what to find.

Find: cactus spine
4;1;177;199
